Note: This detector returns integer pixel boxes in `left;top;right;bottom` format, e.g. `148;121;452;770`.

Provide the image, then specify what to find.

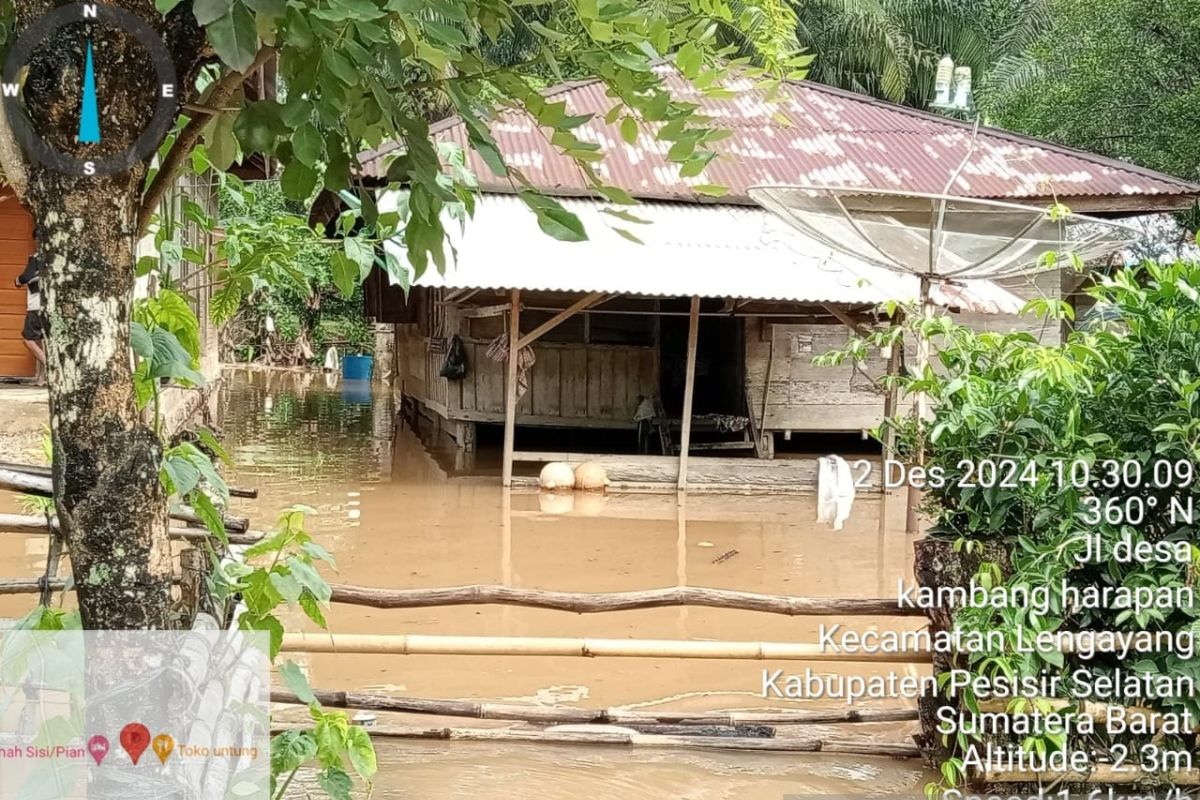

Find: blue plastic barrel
342;354;374;381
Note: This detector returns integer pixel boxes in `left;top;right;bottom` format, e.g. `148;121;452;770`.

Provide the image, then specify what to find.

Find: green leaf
519;193;587;242
299;591;329;628
280;159;319;201
317;767;353;800
278;660;317;704
130;321;154;359
293;123;323;166
196;428;231;464
619;116;638;145
156;0;187;13
240;612;284;659
190;491;229;545
271;730;316;775
346;726;377;779
269;569;303;603
289;559;332;604
163;455;201;497
193;0;232;25
207;3;259;73
424;21;468;47
330;251;358;299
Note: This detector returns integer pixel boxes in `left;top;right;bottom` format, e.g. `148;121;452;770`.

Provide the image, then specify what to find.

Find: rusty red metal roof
361;68;1200;210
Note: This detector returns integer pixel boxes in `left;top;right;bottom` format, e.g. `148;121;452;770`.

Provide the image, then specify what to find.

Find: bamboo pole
325;583;923;616
501;288;521;488
0;460;258;498
269;723;921;758
0;514;262;545
0;473;250;532
279;632;932;662
272;687;920;727
677;295;701;491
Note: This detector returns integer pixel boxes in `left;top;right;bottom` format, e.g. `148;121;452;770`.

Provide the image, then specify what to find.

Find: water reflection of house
360;72;1200;488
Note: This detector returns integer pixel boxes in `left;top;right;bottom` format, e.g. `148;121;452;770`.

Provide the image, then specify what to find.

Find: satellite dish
747;185;1139;283
749;173;1140;533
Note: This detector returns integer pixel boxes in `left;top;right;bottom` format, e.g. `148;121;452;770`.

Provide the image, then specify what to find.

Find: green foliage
791;0;1050;107
835;262;1200;793
197;506;373;798
131;289;207;411
985;0;1200;181
172;0;807;287
217;180;374;362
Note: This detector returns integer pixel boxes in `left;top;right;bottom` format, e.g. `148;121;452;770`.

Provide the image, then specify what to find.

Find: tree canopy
984;0;1200;182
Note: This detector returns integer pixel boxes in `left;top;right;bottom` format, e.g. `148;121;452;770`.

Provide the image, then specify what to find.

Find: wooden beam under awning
517;292;607;349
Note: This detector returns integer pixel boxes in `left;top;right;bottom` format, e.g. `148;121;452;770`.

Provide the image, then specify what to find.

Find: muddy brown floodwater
0;368;935;798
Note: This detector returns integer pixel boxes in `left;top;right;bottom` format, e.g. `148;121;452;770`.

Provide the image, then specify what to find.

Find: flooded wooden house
360;70;1200;488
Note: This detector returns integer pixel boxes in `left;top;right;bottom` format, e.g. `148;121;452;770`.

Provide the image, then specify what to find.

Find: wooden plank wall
399;325;657;426
459;341;655;423
744;319;890;433
0;191;36;378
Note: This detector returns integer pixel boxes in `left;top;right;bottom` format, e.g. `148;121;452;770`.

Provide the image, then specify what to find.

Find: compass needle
78;40;101;144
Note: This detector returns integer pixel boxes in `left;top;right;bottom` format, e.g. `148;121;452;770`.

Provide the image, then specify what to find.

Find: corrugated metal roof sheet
361;68;1200;208
383;194;1024;314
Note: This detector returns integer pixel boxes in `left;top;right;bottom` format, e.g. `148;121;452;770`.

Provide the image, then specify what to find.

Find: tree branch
136;46;275;238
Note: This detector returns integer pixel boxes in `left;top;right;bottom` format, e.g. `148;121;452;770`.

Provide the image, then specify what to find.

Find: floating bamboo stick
0;514;262;544
269;723;921;758
327;584;923;617
0;460;258;498
983;765;1200;785
272;688;919;726
280;632;932;663
0;472;250;532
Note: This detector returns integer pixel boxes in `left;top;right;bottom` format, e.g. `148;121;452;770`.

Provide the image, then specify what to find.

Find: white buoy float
573;461;609;491
538;462;575;491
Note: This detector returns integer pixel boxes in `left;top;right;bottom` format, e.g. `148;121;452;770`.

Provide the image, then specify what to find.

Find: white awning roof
383;194;1025;314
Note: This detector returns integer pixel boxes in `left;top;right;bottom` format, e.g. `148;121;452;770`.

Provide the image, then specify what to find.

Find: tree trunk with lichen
27;170;175;629
9;2;208;630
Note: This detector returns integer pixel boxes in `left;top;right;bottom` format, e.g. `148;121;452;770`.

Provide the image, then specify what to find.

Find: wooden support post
179;547;206;625
881;312;903;460
677;296;701;491
502;288;521;488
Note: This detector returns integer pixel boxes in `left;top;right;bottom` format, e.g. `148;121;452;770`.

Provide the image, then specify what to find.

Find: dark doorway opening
659;299;745;416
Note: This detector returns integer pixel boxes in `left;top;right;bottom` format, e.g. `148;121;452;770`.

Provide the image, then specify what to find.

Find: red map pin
119;723;151;765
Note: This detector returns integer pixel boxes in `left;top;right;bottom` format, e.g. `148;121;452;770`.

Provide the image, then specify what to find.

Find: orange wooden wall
0;189;36;378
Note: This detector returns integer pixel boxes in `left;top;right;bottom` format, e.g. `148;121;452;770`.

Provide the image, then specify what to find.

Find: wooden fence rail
272;687;920;727
270;723;921;758
327;584;922;617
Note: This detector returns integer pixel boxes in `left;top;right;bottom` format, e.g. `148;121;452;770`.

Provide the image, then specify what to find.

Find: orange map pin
152;734;175;765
